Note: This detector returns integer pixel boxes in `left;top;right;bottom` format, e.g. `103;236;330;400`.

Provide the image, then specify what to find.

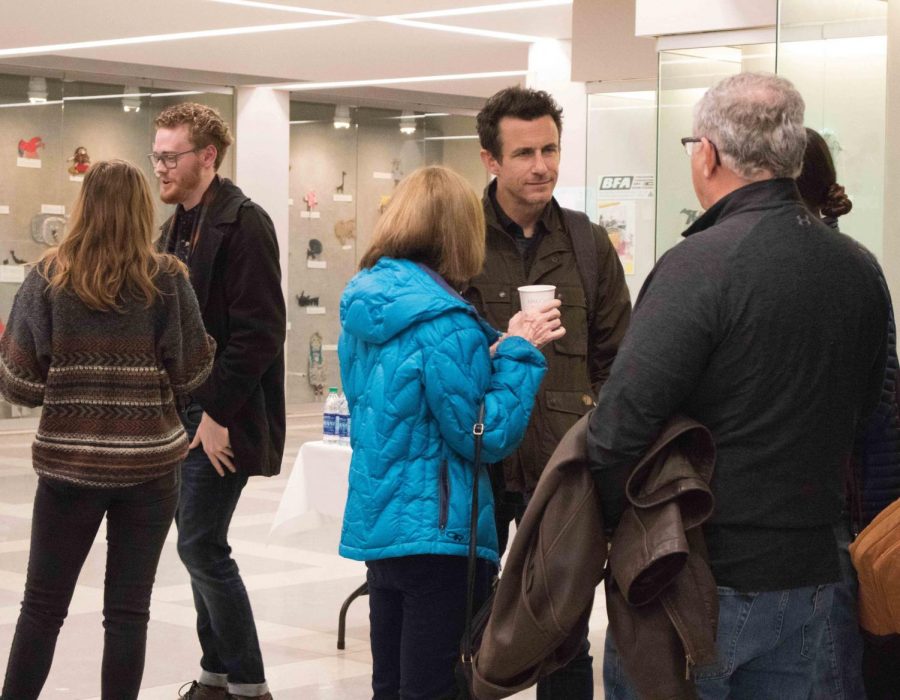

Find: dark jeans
2;473;177;700
176;404;268;696
494;485;595;699
366;554;495;700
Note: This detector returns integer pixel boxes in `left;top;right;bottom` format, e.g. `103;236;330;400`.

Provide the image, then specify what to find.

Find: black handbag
456;402;495;700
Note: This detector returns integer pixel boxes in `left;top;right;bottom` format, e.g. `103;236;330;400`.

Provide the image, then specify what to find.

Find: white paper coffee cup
518;284;556;311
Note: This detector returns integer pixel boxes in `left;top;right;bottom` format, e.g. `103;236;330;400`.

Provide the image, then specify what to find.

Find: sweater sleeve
423;327;547;464
0;268;52;407
159;271;216;397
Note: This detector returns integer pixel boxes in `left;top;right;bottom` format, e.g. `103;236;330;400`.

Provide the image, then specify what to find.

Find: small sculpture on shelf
2;250;25;265
335;171;347;194
18;136;44;159
306;239;323;261
308;331;327;400
680;208;700;226
296;291;320;307
67;146;91;176
379;195;391;214
334;219;356;247
391;159;403;185
303;189;318;212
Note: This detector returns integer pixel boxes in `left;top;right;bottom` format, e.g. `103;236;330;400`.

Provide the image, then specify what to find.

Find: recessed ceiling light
207;0;358;18
378;19;542;43
391;0;572;20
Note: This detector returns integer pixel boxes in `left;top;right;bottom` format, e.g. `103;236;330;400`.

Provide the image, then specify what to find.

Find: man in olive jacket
152;103;285;700
464;86;631;700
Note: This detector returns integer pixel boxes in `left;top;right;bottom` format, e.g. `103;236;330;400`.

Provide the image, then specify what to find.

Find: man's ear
702;138;717;178
199;144;218;169
480;148;501;177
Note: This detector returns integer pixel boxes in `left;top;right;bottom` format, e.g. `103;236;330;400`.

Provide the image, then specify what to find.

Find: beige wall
885;0;900;303
635;0;775;37
572;0;657;83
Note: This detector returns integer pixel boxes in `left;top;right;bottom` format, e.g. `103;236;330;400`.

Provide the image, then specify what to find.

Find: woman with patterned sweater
0;160;214;700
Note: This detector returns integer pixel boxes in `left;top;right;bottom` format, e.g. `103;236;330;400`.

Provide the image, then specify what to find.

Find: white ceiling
0;0;574;101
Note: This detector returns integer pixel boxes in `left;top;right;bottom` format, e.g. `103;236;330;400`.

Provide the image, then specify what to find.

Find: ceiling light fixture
122;86;142;113
399;111;416;135
377;18;542;42
0;19;357;59
27;77;48;104
273;69;527;92
390;0;572;20
207;0;359;17
333;104;351;129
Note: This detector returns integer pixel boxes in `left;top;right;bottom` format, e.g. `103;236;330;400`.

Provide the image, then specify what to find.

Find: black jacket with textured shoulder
463;183;631;493
160;177;286;477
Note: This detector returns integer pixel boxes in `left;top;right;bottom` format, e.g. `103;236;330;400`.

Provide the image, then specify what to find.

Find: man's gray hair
694;72;806;180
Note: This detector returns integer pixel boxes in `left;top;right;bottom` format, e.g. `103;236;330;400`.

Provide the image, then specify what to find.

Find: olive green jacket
462;187;631;492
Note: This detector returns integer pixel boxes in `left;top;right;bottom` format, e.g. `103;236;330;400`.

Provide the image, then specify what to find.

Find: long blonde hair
359;166;485;286
43;159;185;311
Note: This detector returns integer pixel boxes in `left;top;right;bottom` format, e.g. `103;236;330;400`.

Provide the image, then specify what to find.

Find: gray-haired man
589;72;888;697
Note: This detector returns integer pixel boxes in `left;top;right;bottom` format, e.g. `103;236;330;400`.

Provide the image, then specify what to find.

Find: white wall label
0;266;26;283
0;205;9;215
333;194;353;202
41;204;65;215
69;175;84;183
17;158;41;169
341;244;353;250
305;306;326;315
307;260;327;269
300;211;321;219
322;344;338;351
288;198;294;206
373;171;393;180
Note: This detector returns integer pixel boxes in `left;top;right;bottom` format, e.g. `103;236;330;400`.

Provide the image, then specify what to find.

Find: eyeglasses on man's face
147;148;199;169
680;137;721;165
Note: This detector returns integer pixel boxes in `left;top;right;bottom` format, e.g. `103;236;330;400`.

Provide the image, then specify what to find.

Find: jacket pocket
467;283;513;331
553;284;588;357
438;459;450;530
543;390;595;448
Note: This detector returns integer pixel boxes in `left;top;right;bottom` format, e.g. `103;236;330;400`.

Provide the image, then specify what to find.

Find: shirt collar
682;178;803;238
487;179;555;239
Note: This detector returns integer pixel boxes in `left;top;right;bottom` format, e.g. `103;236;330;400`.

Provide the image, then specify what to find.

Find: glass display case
0;72;233;418
286;101;485;402
586;88;657;300
778;0;888;257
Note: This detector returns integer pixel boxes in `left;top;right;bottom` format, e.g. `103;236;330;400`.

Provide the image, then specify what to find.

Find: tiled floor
0;406;607;699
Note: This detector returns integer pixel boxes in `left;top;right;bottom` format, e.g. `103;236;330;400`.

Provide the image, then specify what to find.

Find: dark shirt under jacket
488;186;549;273
588;178;888;592
168;204;199;264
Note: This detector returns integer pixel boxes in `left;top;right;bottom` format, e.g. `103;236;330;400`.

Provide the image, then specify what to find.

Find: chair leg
337;581;370;650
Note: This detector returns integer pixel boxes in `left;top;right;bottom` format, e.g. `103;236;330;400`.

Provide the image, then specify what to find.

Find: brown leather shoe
178;681;228;699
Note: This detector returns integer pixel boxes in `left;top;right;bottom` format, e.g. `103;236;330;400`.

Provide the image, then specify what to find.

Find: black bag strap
562;208;601;329
462;402;486;666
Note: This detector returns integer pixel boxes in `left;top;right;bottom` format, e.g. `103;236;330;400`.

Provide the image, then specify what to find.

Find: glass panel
656;44;775;258
778;0;887;257
586;90;657;300
286;101;482;403
0;73;232;421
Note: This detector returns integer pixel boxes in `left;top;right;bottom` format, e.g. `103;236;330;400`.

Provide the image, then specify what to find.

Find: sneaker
226;693;273;700
178;681;229;699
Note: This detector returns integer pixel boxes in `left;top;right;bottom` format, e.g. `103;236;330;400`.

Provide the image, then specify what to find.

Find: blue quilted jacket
338;257;547;562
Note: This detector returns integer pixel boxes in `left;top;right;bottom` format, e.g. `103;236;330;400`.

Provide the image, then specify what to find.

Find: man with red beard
151;103;285;700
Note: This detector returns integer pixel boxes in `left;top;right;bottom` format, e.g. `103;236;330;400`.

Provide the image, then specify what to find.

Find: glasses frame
680;137;721;166
147;147;200;169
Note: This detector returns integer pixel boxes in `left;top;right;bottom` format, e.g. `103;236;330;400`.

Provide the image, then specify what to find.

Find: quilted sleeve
423;326;546;464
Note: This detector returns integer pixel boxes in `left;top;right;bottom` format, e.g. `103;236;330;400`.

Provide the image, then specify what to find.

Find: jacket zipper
661;595;698;682
438;460;449;530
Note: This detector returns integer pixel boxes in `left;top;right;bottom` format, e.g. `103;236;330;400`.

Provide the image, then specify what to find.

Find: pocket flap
544;390;595;416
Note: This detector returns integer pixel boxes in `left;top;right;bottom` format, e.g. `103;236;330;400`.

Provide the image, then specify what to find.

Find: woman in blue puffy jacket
338;165;564;700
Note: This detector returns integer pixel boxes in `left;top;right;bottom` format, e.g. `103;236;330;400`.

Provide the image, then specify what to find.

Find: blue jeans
604;584;835;700
176;404;268;697
812;523;865;699
366;555;495;700
2;474;177;700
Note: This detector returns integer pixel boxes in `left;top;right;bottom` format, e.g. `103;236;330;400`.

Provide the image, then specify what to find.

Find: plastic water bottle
323;387;339;443
337;392;351;447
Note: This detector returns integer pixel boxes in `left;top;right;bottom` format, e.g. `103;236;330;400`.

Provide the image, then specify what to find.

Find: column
884;0;900;302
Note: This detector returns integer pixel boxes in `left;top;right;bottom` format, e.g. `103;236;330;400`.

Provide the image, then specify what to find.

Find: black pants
367;554;495;700
494;483;595;699
2;473;178;700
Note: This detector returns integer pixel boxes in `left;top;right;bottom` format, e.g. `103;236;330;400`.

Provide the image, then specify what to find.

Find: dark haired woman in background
799;128;900;700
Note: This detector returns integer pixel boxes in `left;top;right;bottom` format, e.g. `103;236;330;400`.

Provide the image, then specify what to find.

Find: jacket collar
682;177;803;239
482;179;561;238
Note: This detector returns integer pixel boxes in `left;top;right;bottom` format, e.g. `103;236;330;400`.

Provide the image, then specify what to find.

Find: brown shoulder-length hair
42;159;186;312
359;166;485;285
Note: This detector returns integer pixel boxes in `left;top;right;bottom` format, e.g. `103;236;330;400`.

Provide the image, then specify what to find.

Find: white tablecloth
270;440;352;536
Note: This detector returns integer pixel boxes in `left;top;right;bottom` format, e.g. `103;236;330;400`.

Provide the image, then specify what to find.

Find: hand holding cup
506;297;565;349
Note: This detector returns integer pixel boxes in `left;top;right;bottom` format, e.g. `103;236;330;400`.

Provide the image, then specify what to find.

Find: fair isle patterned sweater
0;263;214;487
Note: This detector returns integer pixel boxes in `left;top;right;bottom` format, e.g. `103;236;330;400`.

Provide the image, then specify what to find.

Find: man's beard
159;160;202;205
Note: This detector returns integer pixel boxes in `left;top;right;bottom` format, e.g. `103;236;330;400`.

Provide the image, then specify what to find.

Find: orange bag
849;497;900;636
